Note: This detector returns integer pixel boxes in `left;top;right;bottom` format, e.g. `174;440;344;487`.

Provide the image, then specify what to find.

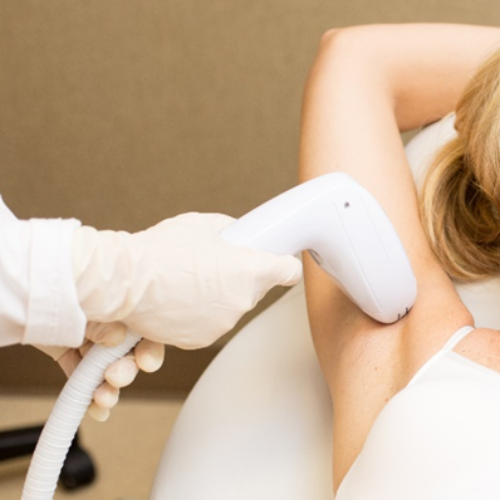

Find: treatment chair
150;280;334;499
148;116;500;500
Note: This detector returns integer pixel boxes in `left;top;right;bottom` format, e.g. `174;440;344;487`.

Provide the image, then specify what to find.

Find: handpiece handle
220;173;417;324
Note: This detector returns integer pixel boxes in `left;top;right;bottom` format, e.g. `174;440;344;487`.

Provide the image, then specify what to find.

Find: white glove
73;213;303;349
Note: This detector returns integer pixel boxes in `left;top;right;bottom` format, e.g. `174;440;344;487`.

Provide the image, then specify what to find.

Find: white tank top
336;117;500;499
336;325;500;499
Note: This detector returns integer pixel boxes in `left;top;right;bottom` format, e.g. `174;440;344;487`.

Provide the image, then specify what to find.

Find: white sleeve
0;197;87;348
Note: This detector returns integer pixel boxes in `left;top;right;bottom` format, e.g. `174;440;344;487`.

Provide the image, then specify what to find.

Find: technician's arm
0;202;164;420
0;203;301;419
299;23;500;488
0;209;301;349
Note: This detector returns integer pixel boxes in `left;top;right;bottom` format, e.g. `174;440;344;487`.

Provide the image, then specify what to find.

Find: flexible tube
21;331;141;500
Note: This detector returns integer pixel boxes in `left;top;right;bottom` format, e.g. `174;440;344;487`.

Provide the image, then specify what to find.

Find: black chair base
0;425;96;490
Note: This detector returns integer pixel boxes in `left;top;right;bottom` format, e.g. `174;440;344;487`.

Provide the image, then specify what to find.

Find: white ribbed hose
21;331;141;500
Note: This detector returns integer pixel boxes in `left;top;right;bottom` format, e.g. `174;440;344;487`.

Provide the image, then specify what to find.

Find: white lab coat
0;197;86;348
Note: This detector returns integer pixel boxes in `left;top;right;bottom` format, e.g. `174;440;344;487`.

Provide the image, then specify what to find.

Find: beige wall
1;1;499;395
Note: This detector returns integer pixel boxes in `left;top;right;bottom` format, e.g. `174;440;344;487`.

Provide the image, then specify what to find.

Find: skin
298;24;500;492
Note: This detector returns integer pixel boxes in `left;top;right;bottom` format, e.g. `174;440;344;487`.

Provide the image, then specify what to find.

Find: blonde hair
421;48;500;282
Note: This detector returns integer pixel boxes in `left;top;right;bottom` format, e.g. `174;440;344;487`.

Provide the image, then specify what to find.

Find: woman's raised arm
298;24;500;489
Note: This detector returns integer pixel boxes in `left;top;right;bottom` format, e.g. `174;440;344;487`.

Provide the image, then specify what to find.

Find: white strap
407;325;474;388
440;325;475;353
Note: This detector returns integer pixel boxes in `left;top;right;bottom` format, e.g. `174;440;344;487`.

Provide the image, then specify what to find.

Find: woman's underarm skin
298;24;500;490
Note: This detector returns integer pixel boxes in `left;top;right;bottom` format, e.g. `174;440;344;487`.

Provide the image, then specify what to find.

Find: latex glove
73;213;302;349
36;322;164;421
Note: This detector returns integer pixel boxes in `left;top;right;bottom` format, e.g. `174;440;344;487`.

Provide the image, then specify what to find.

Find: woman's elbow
318;28;340;49
305;25;392;91
316;25;390;61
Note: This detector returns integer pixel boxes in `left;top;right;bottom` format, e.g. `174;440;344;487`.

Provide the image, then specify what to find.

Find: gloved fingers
212;210;302;288
104;354;140;388
54;338;130;423
57;347;112;422
85;321;127;347
134;339;165;373
88;403;110;422
103;339;163;387
266;254;303;287
91;382;120;410
239;249;303;289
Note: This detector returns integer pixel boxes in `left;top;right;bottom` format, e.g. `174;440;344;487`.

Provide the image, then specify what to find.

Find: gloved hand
36;322;164;421
72;213;302;349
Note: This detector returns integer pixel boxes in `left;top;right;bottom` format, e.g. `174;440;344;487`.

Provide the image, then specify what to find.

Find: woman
300;24;500;497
